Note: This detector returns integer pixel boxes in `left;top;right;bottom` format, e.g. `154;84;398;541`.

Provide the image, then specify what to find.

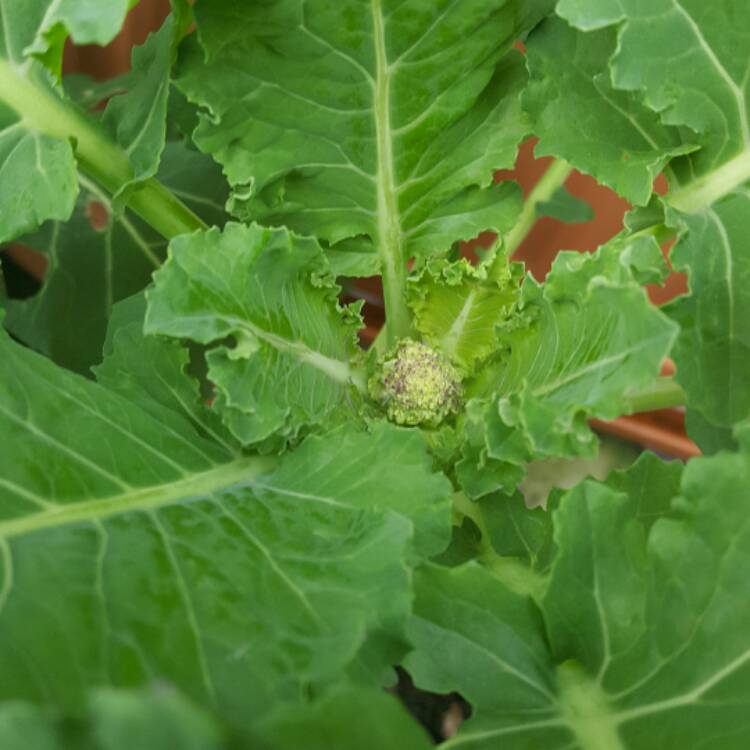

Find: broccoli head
371;339;462;426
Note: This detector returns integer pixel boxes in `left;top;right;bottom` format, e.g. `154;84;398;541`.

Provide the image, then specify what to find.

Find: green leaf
102;15;180;203
264;421;453;559
406;436;750;748
254;683;433;750
0;1;147;243
175;0;551;274
89;686;223;750
0;703;57;750
94;293;239;455
408;250;523;374
10;1;135;80
481;492;557;574
0;326;416;724
0;89;78;244
555;0;750;212
536;185;594;223
666;194;750;428
0;686;223;750
525;16;695;205
457;240;677;496
2;143;228;375
604;451;683;531
146;222;365;448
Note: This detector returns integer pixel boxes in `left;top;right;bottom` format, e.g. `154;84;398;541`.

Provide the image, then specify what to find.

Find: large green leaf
265;421;453;559
548;0;750;222
524;16;695;205
406;435;750;748
666;193;750;428
146;222;365;449
2;143;228;375
175;0;552;275
0;324;437;725
456;239;677;496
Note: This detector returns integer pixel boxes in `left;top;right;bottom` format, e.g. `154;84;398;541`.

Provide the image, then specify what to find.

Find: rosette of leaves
0;1;750;748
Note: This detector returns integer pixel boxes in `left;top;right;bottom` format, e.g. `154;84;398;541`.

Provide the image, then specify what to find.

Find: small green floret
371;339;462;426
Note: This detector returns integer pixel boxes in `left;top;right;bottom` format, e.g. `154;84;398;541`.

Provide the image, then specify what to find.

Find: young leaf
457;240;677;496
0;325;417;724
145;222;365;448
175;0;551;275
2;144;228;375
407;252;523;374
406;435;750;748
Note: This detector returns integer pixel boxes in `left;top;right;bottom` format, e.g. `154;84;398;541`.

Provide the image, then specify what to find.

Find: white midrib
167;312;365;392
0;455;277;541
370;0;407;342
668;148;750;212
441;289;477;359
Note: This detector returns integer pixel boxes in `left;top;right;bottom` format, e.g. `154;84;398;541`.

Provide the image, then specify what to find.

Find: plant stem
452;491;546;600
0;59;206;241
497;158;574;263
624;376;685;413
371;0;411;346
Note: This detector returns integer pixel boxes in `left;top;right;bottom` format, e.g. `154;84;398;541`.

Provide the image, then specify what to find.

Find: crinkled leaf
176;0;551;273
408;250;523;374
406;437;750;748
255;684;433;750
95;293;239;455
666;194;750;428
2;143;228;375
0;325;416;724
525;16;695;205
457;241;677;496
146;222;364;448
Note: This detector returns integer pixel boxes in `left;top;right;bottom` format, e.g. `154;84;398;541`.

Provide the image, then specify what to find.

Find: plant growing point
371;339;463;426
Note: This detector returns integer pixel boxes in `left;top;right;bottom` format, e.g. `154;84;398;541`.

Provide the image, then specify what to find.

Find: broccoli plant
1;1;749;748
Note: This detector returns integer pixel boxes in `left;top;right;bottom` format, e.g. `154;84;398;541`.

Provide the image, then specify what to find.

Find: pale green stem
0;59;206;240
493;158;574;271
623;376;685;413
371;0;412;345
452;491;547;601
